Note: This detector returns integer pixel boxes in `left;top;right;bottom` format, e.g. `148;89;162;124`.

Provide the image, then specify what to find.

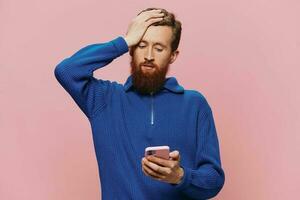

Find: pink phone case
145;146;170;159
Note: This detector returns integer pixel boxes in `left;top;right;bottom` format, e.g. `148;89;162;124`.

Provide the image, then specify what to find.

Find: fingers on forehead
148;8;161;11
144;9;162;14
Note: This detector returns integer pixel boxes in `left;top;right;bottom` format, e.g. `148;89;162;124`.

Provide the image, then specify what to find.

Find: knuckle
166;169;172;175
142;169;148;176
149;171;155;176
145;170;151;176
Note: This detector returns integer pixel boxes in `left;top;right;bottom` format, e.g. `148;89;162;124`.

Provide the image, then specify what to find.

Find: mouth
142;64;155;71
142;65;155;71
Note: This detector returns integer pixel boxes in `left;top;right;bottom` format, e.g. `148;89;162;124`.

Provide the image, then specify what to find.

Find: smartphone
145;145;170;159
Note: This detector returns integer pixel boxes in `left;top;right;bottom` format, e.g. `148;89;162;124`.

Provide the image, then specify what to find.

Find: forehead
140;26;173;47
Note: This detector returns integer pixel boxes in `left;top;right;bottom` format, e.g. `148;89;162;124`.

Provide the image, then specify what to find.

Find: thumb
169;150;180;161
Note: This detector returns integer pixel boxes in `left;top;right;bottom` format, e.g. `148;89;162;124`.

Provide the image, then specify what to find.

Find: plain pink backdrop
1;0;299;199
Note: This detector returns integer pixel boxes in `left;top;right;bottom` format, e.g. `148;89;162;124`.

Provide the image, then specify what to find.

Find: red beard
130;57;170;95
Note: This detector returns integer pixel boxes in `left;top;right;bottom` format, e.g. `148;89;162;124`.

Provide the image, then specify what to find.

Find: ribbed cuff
111;36;129;55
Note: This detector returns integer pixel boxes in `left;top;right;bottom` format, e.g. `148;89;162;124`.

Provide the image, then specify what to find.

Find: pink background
1;0;299;199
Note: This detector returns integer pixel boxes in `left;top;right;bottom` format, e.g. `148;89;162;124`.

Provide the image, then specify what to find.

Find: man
54;7;225;200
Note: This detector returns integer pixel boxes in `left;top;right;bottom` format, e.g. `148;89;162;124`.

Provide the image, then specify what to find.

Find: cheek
156;55;170;66
133;51;144;62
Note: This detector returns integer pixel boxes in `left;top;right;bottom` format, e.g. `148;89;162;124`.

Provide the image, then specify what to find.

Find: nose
144;48;154;62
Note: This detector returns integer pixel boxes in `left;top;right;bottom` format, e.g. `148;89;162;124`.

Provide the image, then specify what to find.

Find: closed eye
138;45;163;52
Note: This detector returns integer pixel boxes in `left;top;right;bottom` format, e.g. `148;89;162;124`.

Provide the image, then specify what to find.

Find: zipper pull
150;92;154;125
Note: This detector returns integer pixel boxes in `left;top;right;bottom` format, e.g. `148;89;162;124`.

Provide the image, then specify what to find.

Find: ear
169;50;179;64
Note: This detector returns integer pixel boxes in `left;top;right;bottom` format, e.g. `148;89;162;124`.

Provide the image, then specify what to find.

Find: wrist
176;167;184;184
124;36;133;47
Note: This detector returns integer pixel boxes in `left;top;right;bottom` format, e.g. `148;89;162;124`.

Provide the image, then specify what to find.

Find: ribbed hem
111;36;129;55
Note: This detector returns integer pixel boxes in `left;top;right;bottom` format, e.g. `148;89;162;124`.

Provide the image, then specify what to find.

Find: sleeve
54;36;128;119
171;101;225;200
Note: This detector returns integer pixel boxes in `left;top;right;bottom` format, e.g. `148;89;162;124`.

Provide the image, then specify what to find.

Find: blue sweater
54;36;225;200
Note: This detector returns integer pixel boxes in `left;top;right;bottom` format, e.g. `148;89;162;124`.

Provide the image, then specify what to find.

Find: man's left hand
141;150;184;184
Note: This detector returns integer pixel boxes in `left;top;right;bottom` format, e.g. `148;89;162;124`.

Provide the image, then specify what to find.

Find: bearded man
54;7;225;200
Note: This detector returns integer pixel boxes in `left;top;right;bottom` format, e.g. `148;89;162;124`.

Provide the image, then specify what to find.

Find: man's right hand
124;9;165;47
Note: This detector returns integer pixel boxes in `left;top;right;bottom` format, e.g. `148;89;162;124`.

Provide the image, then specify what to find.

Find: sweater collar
123;75;184;94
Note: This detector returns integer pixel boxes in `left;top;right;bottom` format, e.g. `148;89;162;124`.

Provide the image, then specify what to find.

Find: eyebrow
139;40;167;48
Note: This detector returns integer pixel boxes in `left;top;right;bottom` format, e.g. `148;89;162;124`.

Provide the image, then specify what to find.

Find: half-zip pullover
54;36;225;200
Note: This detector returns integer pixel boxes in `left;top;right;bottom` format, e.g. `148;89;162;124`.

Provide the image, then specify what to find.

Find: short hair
134;7;182;53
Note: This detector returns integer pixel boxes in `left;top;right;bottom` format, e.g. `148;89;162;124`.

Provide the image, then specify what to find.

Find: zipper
150;92;154;125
